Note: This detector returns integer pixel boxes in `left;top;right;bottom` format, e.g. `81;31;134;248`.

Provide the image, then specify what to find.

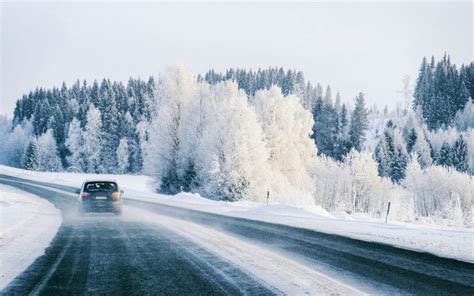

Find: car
76;180;123;215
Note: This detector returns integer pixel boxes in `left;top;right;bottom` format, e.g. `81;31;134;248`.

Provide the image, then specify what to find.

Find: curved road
1;174;473;295
0;176;275;295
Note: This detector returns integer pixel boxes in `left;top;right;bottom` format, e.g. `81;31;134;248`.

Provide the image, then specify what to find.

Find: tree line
413;55;473;130
8;67;370;175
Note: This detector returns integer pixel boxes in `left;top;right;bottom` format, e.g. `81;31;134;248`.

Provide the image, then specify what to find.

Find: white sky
1;1;472;117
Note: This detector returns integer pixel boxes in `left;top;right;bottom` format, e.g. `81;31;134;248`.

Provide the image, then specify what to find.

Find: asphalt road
0;176;276;295
1;174;474;295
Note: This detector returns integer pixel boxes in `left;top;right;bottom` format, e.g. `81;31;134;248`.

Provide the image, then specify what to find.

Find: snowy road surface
0;174;473;295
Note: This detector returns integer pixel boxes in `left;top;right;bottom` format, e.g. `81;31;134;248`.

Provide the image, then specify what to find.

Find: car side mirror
120;190;124;194
75;189;80;194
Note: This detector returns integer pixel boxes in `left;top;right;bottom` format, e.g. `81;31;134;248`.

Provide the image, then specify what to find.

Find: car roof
82;179;118;184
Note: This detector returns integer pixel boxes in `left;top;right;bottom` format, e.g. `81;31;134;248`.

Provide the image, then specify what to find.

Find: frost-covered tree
21;139;38;170
65;118;85;172
2;120;33;167
313;156;351;211
82;105;104;173
99;80;120;173
116;138;130;174
437;142;453;167
314;150;390;216
333;104;351;160
195;82;272;201
404;159;473;227
144;66;197;193
451;135;469;173
348;93;369;151
254;86;317;199
453;99;474;131
36;129;62;172
345;149;386;215
375;121;409;183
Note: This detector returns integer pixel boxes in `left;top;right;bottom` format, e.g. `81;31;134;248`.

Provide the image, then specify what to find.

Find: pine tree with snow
389;146;408;183
452;135;469;173
21;139;38;170
334;92;342;113
375;120;409;183
99;80;120;173
333;104;351;161
438;142;453;167
348;93;369;151
405;128;417;155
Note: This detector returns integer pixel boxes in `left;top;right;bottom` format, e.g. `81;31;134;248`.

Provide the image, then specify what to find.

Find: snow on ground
1;165;472;263
0;184;62;289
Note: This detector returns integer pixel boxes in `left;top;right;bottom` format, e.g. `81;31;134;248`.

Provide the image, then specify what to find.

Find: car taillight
81;192;90;199
111;192;121;200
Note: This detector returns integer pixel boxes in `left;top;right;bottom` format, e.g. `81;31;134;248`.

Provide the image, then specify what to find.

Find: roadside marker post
385;201;391;223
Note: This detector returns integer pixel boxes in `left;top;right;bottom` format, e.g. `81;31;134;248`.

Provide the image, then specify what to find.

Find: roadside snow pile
0;184;62;289
0;165;155;193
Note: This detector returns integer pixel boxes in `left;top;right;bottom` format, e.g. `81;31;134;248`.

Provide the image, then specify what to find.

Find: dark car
76;180;123;215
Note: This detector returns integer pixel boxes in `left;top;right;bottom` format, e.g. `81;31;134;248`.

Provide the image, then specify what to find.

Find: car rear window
84;182;117;192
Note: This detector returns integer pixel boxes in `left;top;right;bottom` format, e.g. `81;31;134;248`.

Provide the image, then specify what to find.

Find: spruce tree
405;128;417;155
438;142;453;167
452;135;469;173
22;140;38;170
348;93;369;151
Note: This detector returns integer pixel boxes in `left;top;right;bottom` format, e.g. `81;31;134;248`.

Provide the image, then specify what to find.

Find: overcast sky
1;1;472;117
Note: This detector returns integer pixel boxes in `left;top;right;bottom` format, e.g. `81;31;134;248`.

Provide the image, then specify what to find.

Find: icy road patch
0;184;62;290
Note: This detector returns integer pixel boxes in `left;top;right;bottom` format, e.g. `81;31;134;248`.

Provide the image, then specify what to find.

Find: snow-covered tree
254;86;317;199
375;121;409;183
453;99;474;131
314;150;390;216
346;149;390;216
313;156;351;211
348;93;369;151
36;129;62;172
451;135;469;173
195;82;272;201
99;80;120;173
82;105;104;173
2;120;33;167
116;138;130;174
404;159;473;227
437;142;453;167
144;66;197;193
21;139;38;170
65;118;85;172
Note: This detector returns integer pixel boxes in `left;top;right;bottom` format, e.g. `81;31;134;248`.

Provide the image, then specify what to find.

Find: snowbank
0;184;62;289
